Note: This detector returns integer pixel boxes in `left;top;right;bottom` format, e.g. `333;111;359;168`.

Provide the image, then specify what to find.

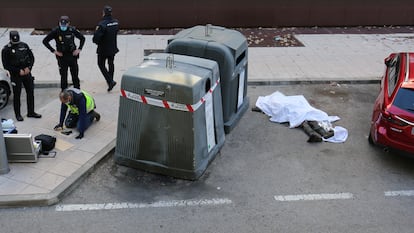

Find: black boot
301;121;323;143
107;81;117;92
308;121;334;139
16;114;23;121
27;112;42;118
93;111;101;121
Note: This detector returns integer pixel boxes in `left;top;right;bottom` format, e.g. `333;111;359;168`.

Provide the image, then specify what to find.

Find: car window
387;56;400;97
394;88;414;112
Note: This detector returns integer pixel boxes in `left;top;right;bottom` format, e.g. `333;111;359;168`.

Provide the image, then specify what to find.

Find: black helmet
9;31;20;44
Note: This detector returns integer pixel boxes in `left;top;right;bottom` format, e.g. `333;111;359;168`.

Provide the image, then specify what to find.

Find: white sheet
256;91;348;143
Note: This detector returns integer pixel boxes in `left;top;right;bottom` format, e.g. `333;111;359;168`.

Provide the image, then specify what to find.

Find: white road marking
274;192;354;202
384;190;414;197
55;189;414;212
55;198;233;212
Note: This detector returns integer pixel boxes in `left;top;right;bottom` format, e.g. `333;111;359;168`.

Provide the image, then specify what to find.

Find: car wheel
0;82;10;110
368;132;374;145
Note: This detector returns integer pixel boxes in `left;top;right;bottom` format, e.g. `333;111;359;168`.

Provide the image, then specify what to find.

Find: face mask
60;26;68;31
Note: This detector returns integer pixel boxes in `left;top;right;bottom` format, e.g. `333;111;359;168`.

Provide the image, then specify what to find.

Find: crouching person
54;88;100;139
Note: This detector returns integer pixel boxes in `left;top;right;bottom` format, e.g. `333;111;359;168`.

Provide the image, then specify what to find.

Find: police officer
54;88;101;139
92;5;119;92
1;31;41;121
43;16;85;91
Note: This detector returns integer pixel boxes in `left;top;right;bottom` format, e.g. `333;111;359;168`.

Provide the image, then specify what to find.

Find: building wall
1;0;413;29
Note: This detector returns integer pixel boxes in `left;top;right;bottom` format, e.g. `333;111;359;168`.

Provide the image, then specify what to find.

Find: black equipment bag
34;134;56;154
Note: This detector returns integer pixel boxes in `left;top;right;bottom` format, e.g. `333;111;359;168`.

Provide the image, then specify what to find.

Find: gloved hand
75;132;84;139
54;124;63;131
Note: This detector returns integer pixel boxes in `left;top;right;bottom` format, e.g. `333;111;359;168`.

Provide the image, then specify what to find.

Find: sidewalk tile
31;172;65;190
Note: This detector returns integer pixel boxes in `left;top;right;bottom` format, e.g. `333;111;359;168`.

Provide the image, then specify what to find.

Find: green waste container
166;24;249;134
115;53;225;180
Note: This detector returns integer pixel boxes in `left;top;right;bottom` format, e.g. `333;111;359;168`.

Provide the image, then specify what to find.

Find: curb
0;140;115;208
248;79;381;86
36;79;381;89
34;81;61;89
247;77;381;86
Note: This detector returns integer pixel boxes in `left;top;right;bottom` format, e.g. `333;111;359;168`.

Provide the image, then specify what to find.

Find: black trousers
10;73;35;117
57;55;80;90
97;54;115;86
65;111;95;131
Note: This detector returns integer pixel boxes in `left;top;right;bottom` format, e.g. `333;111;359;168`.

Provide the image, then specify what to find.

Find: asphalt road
1;84;414;233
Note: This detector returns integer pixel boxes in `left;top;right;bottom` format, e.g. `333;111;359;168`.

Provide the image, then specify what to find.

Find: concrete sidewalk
1;27;414;207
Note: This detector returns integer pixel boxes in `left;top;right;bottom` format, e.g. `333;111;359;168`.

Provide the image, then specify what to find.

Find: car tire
368;132;374;145
0;82;10;110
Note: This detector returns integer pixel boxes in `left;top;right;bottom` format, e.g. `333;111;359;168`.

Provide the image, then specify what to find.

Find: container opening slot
236;51;246;66
205;79;211;93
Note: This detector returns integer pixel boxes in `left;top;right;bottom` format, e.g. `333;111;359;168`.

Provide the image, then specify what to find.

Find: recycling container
166;24;249;134
115;53;225;180
0;123;10;174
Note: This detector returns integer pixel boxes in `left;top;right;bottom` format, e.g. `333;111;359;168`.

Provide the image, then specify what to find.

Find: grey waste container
115;53;225;180
166;24;249;134
0;123;10;174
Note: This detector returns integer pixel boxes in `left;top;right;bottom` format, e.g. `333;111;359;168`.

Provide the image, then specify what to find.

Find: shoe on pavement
16;115;24;121
307;133;323;143
27;112;42;118
107;81;117;92
251;106;263;113
94;111;101;122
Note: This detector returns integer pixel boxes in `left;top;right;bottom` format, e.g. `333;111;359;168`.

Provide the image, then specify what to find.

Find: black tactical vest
9;42;32;68
56;28;76;53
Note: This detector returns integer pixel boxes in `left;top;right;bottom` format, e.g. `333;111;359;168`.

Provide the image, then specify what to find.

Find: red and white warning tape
120;78;220;112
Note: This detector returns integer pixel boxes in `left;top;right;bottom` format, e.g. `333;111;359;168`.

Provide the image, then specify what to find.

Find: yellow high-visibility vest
66;88;95;114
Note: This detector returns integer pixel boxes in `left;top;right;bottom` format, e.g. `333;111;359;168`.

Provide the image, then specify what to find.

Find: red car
369;52;414;154
0;68;12;110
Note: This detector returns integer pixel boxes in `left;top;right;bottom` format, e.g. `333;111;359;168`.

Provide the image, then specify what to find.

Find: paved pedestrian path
0;27;414;207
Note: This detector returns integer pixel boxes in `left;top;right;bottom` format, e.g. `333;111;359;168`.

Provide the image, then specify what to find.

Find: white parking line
54;190;414;212
274;192;354;202
384;190;414;197
55;198;233;212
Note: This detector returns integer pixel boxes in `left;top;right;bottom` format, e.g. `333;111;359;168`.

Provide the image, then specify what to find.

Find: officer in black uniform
92;5;119;92
43;16;85;91
1;31;41;121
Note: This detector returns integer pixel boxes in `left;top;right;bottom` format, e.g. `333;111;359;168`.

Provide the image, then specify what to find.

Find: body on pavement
1;31;41;121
